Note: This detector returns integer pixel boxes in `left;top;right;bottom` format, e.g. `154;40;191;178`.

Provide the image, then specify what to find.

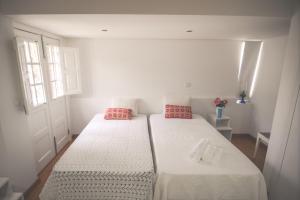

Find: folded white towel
190;138;210;162
202;144;223;164
190;138;223;164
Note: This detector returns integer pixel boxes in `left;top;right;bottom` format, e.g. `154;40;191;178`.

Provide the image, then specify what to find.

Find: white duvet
150;114;267;200
40;114;154;200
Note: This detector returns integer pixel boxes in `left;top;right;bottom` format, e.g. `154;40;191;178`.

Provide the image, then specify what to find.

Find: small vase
216;106;224;119
241;97;246;104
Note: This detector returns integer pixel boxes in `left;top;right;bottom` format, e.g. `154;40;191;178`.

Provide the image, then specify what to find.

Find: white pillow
111;98;138;116
163;96;191;106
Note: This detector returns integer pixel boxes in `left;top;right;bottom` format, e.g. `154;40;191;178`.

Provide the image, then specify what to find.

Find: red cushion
165;104;192;119
104;108;132;120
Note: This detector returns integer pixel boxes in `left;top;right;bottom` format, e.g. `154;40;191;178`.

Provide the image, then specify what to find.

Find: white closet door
61;47;81;95
15;31;55;172
43;37;70;153
273;86;300;200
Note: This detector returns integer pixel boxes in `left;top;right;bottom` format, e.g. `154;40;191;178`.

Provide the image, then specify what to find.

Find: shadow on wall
140;97;252;135
0;16;37;192
70;96;253;135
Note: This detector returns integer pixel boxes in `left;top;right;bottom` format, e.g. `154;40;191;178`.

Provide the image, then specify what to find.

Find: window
17;39;47;107
249;42;264;97
238;41;263;98
15;31;81;113
46;45;64;99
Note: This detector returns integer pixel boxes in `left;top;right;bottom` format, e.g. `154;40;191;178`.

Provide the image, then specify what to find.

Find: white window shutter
61;47;82;95
15;36;48;113
14;37;30;114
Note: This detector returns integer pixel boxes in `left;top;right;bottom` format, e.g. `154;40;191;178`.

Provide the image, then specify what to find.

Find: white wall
264;1;300;198
65;38;254;134
68;39;242;97
66;38;286;136
250;36;287;137
0;16;37;192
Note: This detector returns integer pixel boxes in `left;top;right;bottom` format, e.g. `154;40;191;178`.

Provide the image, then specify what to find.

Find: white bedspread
40;114;154;200
150;114;267;200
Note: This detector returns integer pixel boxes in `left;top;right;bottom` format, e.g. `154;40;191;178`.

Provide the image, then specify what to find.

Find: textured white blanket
40;114;154;200
150;114;267;200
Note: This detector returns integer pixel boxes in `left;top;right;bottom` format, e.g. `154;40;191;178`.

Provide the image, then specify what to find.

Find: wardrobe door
272;86;300;200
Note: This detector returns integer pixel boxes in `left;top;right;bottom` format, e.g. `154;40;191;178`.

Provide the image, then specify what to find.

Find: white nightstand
208;114;233;141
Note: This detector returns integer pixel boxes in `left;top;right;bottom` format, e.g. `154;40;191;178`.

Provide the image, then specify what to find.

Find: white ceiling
10;14;290;40
2;0;293;18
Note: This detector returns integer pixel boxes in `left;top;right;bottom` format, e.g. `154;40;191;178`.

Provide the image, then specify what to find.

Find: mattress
150;114;267;200
40;114;154;200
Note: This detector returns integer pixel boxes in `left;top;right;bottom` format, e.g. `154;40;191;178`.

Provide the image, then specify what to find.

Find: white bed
40;114;154;200
150;114;268;200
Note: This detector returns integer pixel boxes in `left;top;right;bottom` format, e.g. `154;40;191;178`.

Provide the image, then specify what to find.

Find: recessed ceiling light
101;29;108;32
186;30;193;33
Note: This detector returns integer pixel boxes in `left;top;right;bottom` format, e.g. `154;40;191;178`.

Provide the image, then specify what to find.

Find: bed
40;114;154;200
150;114;268;200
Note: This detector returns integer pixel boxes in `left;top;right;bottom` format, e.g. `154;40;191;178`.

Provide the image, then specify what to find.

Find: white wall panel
264;2;300;198
65;38;285;135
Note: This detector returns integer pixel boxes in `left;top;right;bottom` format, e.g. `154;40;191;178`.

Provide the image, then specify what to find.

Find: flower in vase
214;97;228;107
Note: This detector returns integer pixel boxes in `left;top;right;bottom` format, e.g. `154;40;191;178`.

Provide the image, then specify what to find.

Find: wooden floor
231;134;267;171
24;134;267;200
